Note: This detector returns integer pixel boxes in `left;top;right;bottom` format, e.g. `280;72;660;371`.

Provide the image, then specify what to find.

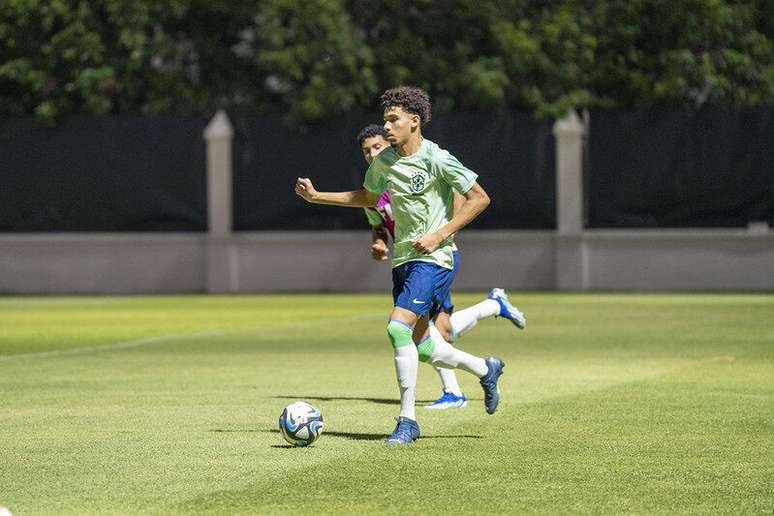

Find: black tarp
233;111;556;230
588;108;774;228
0;116;207;232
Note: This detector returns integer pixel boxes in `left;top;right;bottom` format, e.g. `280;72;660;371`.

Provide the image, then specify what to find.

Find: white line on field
0;313;384;363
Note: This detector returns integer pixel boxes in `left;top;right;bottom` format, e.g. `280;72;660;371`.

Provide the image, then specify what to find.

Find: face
383;106;419;146
360;135;389;165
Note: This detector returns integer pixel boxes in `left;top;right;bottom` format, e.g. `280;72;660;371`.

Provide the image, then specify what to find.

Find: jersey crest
410;172;428;193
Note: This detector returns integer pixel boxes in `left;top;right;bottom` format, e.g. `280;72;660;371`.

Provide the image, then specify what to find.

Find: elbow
479;192;491;212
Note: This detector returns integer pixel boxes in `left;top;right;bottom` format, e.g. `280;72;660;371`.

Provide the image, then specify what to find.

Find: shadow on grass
210;428;482;441
323;430;483;441
269;395;453;405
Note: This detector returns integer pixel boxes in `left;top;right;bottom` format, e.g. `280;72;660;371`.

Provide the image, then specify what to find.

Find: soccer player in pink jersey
356;124;527;410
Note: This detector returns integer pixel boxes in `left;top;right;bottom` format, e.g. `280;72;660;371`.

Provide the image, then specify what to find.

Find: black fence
0;116;207;232
588;107;774;228
1;108;772;232
232;111;555;231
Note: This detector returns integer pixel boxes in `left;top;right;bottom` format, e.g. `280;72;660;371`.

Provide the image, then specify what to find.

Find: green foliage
235;0;377;127
590;0;774;108
0;0;772;125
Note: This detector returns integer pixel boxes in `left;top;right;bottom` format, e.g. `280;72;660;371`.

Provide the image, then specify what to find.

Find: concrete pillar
553;111;588;290
203;110;237;293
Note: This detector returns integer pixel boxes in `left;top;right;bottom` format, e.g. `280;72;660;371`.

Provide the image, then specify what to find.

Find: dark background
587;107;774;228
1;108;772;232
0;116;208;232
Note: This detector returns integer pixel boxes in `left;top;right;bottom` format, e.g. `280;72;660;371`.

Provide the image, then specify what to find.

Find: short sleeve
436;150;478;194
363;159;387;194
364;207;383;227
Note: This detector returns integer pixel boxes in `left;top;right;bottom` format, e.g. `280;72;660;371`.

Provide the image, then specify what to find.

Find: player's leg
413;262;505;415
450;288;526;340
420;329;505;415
387;306;421;421
384;262;430;444
435;250;516;341
406;311;459;408
428;252;465;397
432;309;454;342
424;310;467;409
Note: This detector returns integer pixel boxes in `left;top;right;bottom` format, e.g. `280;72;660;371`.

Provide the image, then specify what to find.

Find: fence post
203;110;236;293
553;110;588;290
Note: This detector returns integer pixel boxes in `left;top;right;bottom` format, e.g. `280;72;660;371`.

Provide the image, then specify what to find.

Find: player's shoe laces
385;416;421;444
488;288;526;329
424;390;468;409
479;356;505;415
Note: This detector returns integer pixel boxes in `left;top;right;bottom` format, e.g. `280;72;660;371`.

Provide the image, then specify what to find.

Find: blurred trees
1;0;772;125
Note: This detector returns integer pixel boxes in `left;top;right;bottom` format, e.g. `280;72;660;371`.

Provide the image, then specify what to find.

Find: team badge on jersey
410;172;428;193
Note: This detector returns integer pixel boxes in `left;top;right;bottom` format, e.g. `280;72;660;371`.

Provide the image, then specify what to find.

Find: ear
410;114;420;129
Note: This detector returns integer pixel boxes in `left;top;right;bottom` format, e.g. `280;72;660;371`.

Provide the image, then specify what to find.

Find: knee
416;335;435;363
387;320;414;349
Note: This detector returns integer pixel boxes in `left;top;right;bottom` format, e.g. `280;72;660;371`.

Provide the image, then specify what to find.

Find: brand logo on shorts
412;299;425;304
410;172;427;193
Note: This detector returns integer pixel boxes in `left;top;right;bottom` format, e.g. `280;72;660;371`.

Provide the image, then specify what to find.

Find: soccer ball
278;401;324;446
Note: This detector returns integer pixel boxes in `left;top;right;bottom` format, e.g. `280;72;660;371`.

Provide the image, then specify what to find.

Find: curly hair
379;86;431;125
356;124;388;146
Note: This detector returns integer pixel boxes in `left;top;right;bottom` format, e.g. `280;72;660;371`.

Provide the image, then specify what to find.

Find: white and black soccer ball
278;401;324;447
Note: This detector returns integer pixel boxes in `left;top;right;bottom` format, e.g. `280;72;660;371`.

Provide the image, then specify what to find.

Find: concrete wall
584;230;774;291
229;230;556;292
1;229;771;294
0;234;204;294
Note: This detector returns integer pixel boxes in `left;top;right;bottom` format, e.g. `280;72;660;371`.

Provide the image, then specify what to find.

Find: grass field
0;293;772;515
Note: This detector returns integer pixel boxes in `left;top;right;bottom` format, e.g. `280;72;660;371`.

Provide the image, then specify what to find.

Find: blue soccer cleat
479;356;505;414
384;416;421;444
488;288;526;329
424;390;468;409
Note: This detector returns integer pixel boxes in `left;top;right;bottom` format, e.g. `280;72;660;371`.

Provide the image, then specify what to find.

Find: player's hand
295;177;318;202
371;242;389;261
411;232;443;254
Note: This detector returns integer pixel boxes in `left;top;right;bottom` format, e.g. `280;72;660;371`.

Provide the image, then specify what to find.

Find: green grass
0;293;772;515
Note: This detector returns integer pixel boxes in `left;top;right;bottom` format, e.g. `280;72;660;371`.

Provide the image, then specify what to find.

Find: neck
396;133;423;157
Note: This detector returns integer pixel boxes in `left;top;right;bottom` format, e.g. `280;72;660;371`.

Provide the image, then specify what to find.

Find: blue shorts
434;250;459;316
392;251;459;318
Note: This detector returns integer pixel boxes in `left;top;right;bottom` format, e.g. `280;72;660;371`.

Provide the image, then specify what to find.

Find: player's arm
411;182;490;253
453;190;466;216
371;224;390;261
295;178;380;207
443;190;466;239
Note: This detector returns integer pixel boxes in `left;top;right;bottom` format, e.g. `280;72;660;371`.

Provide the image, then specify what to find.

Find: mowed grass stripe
0;312;385;362
0;294;395;355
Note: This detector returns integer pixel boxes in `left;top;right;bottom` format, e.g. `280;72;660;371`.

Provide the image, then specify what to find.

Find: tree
233;0;377;127
1;0;772;124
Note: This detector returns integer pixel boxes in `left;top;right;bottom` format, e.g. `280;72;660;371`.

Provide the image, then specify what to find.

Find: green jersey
363;138;478;270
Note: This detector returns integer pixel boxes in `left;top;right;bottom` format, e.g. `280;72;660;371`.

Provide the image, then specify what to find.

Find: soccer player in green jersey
296;86;506;444
357;124;526;410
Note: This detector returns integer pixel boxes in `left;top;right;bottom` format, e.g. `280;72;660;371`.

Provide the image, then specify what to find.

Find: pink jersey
366;190;395;239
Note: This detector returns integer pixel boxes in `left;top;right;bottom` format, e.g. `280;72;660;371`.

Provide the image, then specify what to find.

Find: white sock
450;299;500;339
428;325;463;395
394;345;418;420
428;324;488;377
434;368;462;396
